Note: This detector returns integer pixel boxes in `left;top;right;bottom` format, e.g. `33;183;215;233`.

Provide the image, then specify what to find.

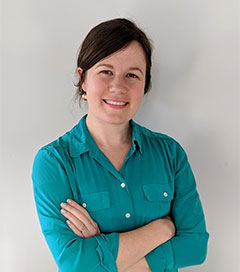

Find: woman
32;18;209;272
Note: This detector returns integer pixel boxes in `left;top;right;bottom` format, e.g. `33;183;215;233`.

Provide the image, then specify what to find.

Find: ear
77;67;83;77
77;67;86;90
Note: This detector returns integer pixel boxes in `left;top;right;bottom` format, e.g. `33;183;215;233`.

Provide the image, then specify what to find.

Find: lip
103;99;129;109
103;99;128;103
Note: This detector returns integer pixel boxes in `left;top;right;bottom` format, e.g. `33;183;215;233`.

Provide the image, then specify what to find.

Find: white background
1;0;239;271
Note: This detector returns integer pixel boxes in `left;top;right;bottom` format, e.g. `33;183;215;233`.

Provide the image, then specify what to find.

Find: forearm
116;218;174;272
124;257;151;272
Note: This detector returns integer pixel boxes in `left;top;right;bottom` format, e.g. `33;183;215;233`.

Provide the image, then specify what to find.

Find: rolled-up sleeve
145;143;209;271
32;148;119;272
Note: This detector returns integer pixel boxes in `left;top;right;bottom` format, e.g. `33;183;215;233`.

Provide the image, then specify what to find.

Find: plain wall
1;0;239;271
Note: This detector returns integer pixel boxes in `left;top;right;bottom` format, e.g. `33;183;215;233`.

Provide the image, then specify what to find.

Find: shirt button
125;213;131;219
121;182;126;188
163;192;168;197
82;202;87;208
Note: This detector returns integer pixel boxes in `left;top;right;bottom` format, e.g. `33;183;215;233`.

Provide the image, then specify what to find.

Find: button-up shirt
32;114;209;272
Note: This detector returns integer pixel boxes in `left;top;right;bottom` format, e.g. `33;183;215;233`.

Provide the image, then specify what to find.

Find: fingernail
61;209;66;214
66;220;71;225
66;199;72;204
60;202;67;207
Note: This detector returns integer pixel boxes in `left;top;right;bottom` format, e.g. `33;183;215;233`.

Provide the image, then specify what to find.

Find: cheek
129;79;145;90
131;84;144;101
135;95;144;106
88;78;107;93
86;81;106;105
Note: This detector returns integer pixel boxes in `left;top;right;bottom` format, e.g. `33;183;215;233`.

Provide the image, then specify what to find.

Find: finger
60;206;96;233
66;220;84;237
60;200;101;234
66;219;100;239
61;209;92;237
66;199;95;221
65;199;98;228
62;209;101;238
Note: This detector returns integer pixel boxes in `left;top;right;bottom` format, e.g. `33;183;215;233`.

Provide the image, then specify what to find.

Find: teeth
105;100;127;106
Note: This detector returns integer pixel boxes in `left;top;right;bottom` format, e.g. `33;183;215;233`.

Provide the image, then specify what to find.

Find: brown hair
74;18;153;104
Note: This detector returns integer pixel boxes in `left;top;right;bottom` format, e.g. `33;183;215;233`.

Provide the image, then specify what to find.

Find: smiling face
78;41;146;126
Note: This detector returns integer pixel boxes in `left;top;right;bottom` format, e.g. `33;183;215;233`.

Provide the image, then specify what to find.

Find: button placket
116;177;134;223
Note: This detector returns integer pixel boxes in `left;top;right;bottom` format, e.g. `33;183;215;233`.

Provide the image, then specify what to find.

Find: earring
82;92;87;101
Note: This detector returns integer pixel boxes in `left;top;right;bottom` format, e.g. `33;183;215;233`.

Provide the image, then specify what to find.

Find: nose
109;75;127;93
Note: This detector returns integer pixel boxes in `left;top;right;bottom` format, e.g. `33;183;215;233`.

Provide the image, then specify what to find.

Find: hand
60;199;101;238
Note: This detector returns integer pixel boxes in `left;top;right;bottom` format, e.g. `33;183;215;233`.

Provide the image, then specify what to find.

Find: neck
85;114;132;149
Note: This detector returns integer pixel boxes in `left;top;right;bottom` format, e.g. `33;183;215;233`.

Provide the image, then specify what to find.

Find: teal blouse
32;114;209;272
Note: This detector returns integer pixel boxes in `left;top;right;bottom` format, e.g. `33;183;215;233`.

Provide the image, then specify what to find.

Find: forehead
95;41;146;68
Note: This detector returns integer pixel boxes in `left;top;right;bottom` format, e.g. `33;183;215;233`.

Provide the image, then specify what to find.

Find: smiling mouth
103;99;129;106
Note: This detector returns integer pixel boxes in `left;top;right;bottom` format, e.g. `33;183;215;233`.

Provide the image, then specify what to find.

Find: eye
126;73;138;79
100;70;113;75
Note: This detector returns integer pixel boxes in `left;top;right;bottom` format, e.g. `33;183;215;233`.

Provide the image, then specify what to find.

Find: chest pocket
142;183;174;218
80;191;112;233
81;191;110;212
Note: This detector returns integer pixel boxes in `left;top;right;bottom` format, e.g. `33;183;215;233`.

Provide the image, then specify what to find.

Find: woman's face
79;41;146;126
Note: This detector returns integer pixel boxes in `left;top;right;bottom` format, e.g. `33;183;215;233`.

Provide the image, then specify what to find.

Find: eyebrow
95;63;144;75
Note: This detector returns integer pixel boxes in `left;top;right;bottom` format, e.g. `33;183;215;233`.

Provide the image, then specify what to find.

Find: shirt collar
130;118;143;154
69;114;143;157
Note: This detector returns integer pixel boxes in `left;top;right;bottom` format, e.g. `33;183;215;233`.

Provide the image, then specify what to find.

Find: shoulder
135;122;191;176
136;121;185;151
33;123;80;165
133;121;188;166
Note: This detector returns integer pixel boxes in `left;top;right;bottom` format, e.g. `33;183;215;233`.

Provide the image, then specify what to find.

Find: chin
103;115;131;125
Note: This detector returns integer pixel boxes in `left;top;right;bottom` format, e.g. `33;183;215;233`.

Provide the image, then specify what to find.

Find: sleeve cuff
94;232;119;272
145;240;174;272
